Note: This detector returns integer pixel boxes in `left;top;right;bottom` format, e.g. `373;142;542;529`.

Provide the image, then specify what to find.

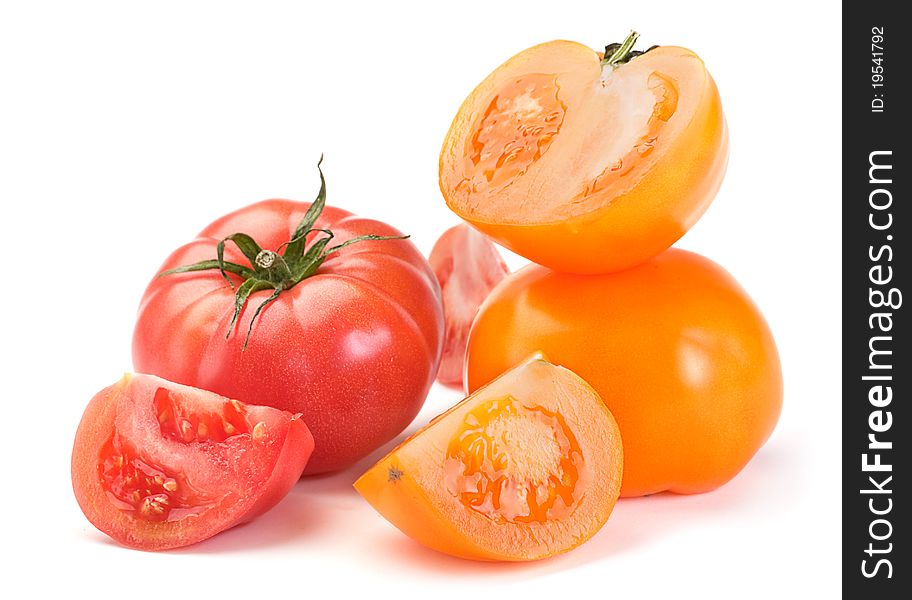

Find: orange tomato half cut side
354;353;622;561
439;36;728;274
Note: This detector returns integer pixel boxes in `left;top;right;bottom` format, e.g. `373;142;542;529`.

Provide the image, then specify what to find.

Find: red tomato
428;224;508;388
71;374;314;550
133;169;444;473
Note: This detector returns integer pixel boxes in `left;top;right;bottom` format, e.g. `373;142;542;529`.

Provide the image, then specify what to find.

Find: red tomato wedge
71;374;314;550
428;224;509;388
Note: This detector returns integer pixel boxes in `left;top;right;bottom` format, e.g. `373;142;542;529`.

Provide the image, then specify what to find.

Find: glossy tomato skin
133;200;444;474
428;224;508;388
465;249;782;496
71;374;314;550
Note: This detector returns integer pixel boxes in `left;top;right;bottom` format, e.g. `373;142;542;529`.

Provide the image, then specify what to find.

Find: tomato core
461;74;565;194
583;71;679;197
99;433;219;522
443;396;583;524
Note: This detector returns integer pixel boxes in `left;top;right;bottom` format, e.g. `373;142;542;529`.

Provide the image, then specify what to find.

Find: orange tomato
439;33;728;274
355;353;623;561
465;249;781;497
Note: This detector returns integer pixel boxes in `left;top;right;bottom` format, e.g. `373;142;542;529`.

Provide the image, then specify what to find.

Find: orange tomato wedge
439;33;728;274
354;353;622;561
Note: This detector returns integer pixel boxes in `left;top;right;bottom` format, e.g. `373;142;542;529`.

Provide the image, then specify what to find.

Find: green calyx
601;31;659;69
160;157;408;350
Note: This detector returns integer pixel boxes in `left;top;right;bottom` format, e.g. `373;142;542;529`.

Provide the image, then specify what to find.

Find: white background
0;1;840;597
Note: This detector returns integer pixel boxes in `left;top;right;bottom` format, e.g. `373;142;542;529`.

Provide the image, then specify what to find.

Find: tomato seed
252;422;267;443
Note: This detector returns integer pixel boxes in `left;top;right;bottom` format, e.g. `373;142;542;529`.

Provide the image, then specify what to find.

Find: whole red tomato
133;165;444;474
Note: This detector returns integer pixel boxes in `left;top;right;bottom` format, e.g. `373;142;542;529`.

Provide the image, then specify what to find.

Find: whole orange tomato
465;249;781;496
440;33;728;274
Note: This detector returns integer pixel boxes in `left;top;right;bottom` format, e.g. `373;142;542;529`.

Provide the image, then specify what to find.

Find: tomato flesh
584;72;679;196
99;433;217;522
97;387;259;523
443;395;581;524
461;74;565;194
72;374;314;550
153;386;252;443
449;53;683;224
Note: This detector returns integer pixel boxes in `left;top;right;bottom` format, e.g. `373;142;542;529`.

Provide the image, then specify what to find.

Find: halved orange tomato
354;353;622;561
439;33;728;274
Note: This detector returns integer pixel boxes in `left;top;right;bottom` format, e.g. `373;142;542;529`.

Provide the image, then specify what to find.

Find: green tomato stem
160;158;408;351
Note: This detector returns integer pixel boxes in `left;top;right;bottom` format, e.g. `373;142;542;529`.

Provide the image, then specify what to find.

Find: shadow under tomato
295;381;466;499
360;527;547;581
82;413;793;560
78;486;326;554
525;438;797;572
83;529;127;549
360;437;793;577
172;426;427;553
167;484;328;554
302;445;400;496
